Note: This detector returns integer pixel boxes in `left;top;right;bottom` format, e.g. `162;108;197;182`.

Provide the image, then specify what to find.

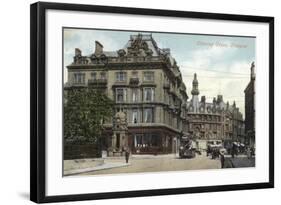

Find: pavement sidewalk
63;154;175;176
64;162;131;176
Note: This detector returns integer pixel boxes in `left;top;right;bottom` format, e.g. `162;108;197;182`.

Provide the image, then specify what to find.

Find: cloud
63;29;125;82
179;42;254;117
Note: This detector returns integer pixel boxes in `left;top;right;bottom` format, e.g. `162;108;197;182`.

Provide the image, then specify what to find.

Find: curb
64;163;131;176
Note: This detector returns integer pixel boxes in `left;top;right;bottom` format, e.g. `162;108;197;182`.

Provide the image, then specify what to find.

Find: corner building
66;34;189;155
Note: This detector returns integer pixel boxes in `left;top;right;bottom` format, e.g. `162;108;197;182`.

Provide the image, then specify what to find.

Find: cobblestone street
80;154;221;176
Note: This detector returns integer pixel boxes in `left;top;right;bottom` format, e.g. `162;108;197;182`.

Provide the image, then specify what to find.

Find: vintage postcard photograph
63;28;256;176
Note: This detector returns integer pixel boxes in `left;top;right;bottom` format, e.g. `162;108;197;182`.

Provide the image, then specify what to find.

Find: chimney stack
95;41;103;56
75;48;81;56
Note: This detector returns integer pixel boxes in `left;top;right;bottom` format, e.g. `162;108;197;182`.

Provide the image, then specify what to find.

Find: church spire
251;61;255;80
191;73;199;96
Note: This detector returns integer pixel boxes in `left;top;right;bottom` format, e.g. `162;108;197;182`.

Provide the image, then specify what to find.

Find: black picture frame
30;1;274;203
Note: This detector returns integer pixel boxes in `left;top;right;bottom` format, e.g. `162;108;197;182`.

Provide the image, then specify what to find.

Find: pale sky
63;28;256;117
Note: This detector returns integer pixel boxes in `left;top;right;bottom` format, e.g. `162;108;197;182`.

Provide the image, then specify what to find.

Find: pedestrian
247;147;251;159
211;149;215;159
125;148;130;164
231;143;235;158
250;146;255;158
220;150;225;168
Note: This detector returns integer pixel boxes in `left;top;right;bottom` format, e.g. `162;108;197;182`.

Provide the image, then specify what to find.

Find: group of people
206;146;226;168
207;142;255;168
207;147;222;159
230;142;255;159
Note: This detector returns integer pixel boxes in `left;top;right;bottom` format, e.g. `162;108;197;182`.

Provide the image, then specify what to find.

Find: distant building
186;74;245;150
65;34;189;155
244;62;255;146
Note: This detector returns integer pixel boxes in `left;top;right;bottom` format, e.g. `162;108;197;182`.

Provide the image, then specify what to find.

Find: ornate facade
65;33;246;155
65;34;189;154
186;74;245;150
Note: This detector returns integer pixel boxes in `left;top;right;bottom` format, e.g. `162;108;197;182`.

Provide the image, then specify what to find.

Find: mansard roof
122;34;160;57
69;33;182;78
69;33;178;66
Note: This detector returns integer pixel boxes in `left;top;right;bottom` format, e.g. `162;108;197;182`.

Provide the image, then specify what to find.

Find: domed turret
191;73;199;96
191;73;200;112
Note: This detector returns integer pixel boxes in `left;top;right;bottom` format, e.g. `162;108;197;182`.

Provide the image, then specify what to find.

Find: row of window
184;117;236;131
116;108;154;123
189;115;221;122
73;72;106;84
116;71;154;82
72;71;155;84
133;134;161;147
131;108;154;123
91;72;106;80
115;88;155;103
189;123;223;131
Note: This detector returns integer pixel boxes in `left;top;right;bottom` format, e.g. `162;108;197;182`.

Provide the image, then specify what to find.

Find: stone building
186;74;245;150
65;34;189;155
244;62;255;146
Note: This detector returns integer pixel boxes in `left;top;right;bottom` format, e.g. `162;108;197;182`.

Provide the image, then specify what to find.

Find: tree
64;88;114;145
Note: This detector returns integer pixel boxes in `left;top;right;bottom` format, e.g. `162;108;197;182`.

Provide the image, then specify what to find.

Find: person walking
247;147;251;159
220;150;225;168
231;143;235;158
250;146;255;158
125;148;130;164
